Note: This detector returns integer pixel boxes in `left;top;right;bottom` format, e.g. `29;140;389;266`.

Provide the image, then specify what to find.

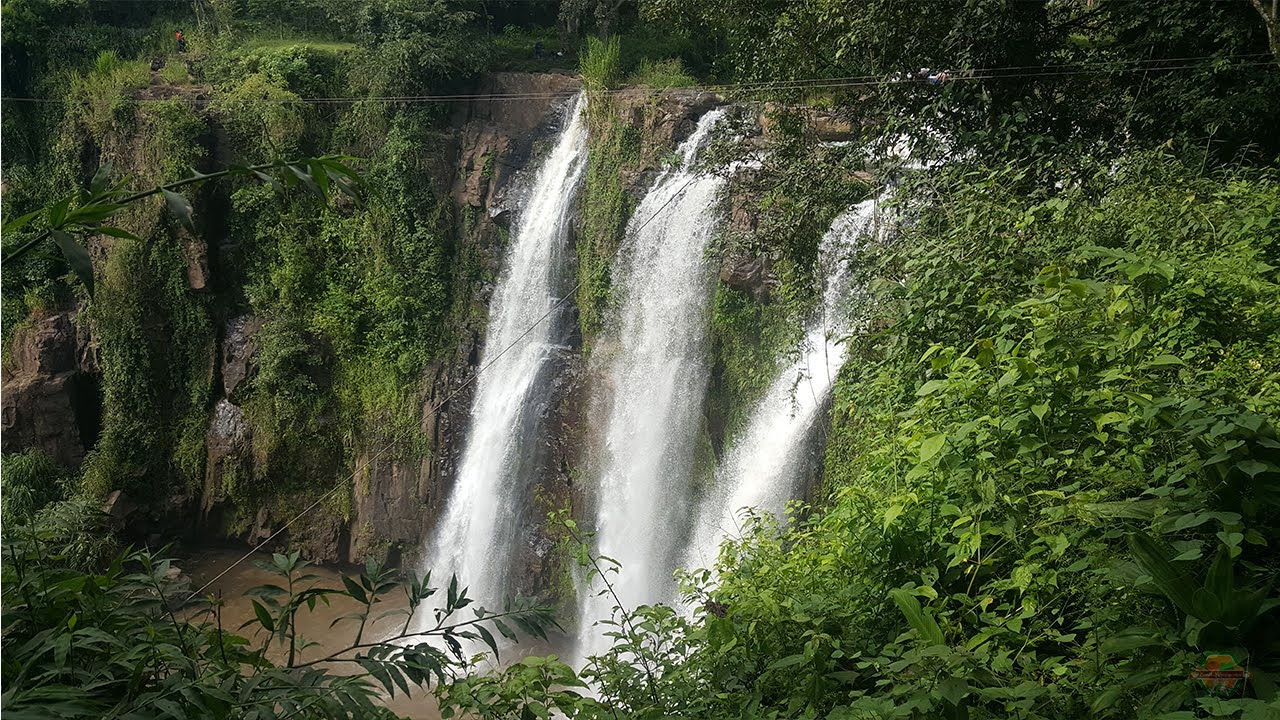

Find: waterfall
681;198;881;577
421;93;587;610
576;108;728;660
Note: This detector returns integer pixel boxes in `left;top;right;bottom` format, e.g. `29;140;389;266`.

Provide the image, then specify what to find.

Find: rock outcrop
1;310;101;466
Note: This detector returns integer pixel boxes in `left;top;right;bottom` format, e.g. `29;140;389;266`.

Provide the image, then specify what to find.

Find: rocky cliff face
2;74;816;601
2;311;101;467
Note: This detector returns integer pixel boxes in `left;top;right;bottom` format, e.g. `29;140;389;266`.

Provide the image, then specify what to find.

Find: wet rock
102;489;138;521
220;315;261;400
613;89;720;149
291;511;346;564
201;398;250;523
720;254;775;303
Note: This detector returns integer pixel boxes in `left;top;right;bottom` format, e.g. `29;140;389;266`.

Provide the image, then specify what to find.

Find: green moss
82;227;213;499
705;285;798;443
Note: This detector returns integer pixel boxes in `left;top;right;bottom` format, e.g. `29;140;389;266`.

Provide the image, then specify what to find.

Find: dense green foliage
1;1;492;532
4;0;1280;718
1;527;558;718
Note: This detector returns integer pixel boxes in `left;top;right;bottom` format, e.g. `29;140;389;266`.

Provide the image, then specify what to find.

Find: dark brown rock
220;315;261;400
719;254;775;303
1;310;100;466
102;489;138;522
11;312;78;376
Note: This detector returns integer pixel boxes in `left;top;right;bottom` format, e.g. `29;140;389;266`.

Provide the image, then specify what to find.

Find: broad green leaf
916;379;947;396
767;654;806;670
1236;459;1269;478
90;162;114;194
50;230;94;296
2;208;43;234
920;433;947;461
251;600;275;633
883;504;904;530
1205;545;1234;602
1129;533;1197;618
161;189;196;233
888;588;944;646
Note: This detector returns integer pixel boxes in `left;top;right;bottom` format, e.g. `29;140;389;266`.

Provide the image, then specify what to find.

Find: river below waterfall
183;550;561;719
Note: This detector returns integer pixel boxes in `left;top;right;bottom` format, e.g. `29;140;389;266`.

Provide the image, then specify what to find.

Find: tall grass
71;51;150;136
626;58;696;89
580;35;620;92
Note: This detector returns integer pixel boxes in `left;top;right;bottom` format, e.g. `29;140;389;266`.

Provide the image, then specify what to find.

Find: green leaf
917;379;947;396
1129;533;1197;618
251;600;275;633
1205;545;1234;602
308;159;331;197
161;188;196;233
252;169;284;194
767;654;806;670
883;504;904;530
889;588;944;646
1101;627;1163;654
476;624;500;662
90;162;114;194
1031;403;1049;420
936;676;969;706
1236;459;1269;478
341;575;368;604
97;226;142;241
920;433;947;461
2;208;43;234
1191;588;1222;622
50;230;94;296
46;195;72;227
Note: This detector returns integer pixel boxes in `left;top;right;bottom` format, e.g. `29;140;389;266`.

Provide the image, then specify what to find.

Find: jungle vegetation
2;0;1279;718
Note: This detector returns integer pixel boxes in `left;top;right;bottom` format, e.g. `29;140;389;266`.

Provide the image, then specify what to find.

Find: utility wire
5;53;1273;106
186;126;703;601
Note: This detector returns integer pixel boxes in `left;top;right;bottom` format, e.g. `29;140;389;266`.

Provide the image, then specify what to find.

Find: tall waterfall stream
681;197;883;579
420;93;588;612
574;108;729;660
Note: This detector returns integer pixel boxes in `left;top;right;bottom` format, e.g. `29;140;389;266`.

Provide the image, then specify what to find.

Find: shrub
626;58;695;89
0;450;70;525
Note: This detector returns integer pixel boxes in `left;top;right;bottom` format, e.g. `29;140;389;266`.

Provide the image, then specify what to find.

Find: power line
4;54;1273;106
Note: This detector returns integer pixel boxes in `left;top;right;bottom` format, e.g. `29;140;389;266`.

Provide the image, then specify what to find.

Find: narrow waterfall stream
681;198;881;577
421;93;588;611
576;108;728;660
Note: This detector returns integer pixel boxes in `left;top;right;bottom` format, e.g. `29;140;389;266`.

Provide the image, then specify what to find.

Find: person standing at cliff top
176;29;187;54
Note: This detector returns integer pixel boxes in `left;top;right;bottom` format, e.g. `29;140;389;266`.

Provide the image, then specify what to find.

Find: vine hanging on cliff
0;155;364;295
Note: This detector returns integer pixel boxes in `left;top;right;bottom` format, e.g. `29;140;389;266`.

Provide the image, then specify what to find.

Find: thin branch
291;606;550;669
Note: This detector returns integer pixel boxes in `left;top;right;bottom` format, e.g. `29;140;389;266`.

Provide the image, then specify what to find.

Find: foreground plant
0;524;557;719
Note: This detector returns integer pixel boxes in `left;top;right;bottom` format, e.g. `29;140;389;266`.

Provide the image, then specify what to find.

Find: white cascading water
420;93;588;612
576;108;728;660
681;197;882;577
